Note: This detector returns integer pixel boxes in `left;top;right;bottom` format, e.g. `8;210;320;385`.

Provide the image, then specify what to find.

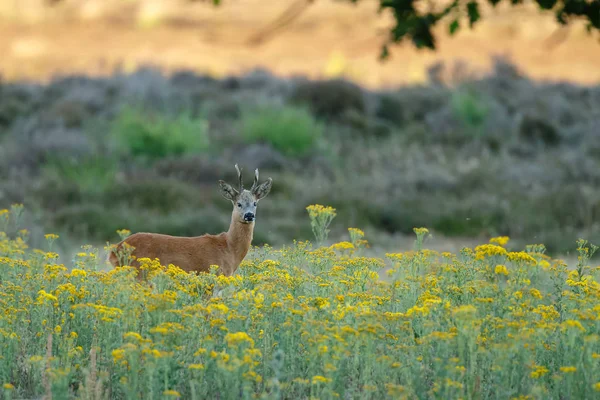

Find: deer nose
243;212;255;222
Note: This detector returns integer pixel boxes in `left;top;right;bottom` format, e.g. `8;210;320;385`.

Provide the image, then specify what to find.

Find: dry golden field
0;0;599;87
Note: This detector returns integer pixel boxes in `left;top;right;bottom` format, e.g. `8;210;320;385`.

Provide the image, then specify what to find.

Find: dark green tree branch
370;0;599;57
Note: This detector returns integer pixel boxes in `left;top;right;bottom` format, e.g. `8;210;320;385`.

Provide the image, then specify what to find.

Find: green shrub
241;105;323;157
111;106;209;159
450;89;488;129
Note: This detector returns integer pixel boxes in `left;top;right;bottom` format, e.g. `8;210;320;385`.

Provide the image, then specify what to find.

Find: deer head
219;164;272;224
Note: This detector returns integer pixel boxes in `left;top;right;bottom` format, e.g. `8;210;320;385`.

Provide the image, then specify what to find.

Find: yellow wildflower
562;320;586;332
112;349;125;362
560;366;577;373
348;228;365;237
306;204;336;219
529;288;543;299
69;268;87;277
123;332;143;341
530;365;549;378
311;375;331;384
494;265;509;275
386;253;403;262
116;229;132;239
330;241;355;251
475;297;494;303
225;332;254;347
193;348;207;356
413;227;429;236
507;251;537;266
475;244;508;259
406;305;429;317
37;290;58;304
490;236;510;246
44;252;60;260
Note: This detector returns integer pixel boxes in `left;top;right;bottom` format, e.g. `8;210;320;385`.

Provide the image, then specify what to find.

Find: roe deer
108;164;272;277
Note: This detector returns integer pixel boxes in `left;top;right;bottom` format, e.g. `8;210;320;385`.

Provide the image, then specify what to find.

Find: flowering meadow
1;205;600;399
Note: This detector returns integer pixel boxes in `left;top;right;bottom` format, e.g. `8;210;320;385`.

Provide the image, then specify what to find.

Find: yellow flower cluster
475;244;508;258
0;207;599;399
489;236;510;246
306;204;337;219
494;264;509;275
330;241;355;251
413;227;429;236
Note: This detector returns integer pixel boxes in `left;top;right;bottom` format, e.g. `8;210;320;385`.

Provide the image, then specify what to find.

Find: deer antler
250;169;259;192
235;164;243;192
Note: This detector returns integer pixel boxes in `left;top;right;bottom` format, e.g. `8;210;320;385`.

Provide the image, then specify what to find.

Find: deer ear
252;178;272;200
219;180;238;201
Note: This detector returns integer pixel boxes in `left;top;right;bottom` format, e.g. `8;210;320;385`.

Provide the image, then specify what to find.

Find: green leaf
536;0;557;10
449;19;460;35
467;1;481;27
411;16;436;49
379;44;390;61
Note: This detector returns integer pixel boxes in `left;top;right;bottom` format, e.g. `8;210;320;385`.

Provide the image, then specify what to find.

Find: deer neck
226;215;254;266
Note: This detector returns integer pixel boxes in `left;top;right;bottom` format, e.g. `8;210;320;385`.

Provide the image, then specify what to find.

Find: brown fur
108;165;272;277
108;215;254;276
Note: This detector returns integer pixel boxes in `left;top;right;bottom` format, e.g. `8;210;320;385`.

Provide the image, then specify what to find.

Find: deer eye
253;202;257;206
237;203;242;208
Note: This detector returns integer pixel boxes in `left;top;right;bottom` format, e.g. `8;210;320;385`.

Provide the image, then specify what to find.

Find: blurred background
0;0;599;257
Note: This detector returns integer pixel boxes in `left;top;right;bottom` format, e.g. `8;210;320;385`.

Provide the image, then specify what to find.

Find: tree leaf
412;17;436;49
467;1;481;27
536;0;557;10
588;2;600;29
449;19;460;35
379;44;390;61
